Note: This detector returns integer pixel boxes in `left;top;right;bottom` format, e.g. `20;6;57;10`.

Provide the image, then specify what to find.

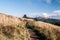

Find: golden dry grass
22;18;60;40
28;21;60;40
0;13;60;40
0;13;31;40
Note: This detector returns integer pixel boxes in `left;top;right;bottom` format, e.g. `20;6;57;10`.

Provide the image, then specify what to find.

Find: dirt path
25;22;47;40
27;28;40;40
27;27;47;40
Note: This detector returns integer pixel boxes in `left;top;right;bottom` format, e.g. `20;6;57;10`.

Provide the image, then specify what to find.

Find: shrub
26;21;35;29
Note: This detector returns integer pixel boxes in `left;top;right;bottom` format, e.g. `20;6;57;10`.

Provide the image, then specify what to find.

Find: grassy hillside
0;13;60;40
0;13;31;40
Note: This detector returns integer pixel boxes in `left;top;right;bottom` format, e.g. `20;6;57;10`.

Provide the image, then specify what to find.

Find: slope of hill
25;20;60;40
0;13;31;40
0;13;60;40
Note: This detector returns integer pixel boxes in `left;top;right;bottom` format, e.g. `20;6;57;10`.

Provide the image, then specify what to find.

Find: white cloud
40;10;60;19
53;10;60;14
25;10;60;19
41;13;49;18
48;10;60;19
53;10;60;17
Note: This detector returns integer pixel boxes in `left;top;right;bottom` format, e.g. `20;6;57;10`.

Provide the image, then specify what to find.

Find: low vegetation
0;13;31;40
26;21;47;40
26;21;35;29
0;13;60;40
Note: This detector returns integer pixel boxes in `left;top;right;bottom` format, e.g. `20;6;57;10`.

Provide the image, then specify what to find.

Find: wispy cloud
41;13;49;18
27;12;40;17
56;0;60;3
41;10;60;19
45;0;52;4
53;10;60;17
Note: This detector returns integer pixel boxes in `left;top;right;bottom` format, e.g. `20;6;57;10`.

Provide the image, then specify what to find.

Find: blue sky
0;0;60;19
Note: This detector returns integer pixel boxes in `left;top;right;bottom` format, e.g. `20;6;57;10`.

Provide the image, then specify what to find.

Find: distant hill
33;17;60;26
0;13;60;40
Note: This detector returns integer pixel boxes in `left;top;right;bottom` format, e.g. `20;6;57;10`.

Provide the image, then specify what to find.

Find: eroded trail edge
25;22;47;40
